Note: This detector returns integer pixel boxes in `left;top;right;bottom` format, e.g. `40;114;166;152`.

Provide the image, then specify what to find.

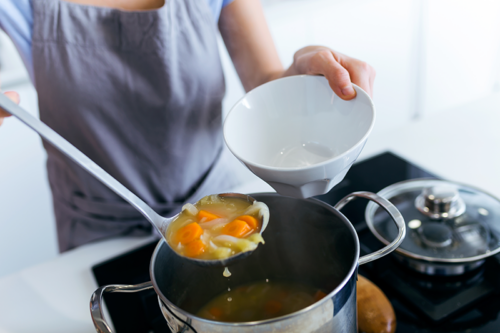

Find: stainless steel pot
91;192;405;333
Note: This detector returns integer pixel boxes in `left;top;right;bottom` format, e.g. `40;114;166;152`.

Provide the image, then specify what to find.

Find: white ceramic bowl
223;75;376;198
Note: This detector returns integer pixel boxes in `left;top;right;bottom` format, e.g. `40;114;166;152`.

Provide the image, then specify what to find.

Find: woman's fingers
337;53;376;98
312;50;356;99
0;91;20;126
291;46;375;100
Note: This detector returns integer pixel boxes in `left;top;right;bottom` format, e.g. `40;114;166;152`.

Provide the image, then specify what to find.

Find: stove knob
415;185;466;220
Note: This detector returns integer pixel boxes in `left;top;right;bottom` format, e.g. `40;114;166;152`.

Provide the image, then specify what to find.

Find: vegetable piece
198;210;220;222
236;239;258;252
314;290;327;302
199;218;229;229
221;220;252;238
244;202;270;232
247;233;265;245
184;240;206;257
264;300;282;315
209;307;223;319
182;203;198;216
214;247;232;259
175;223;203;245
213;235;259;252
236;215;258;229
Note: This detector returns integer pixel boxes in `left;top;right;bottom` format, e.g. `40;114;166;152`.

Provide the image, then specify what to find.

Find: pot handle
90;281;154;333
334;191;406;265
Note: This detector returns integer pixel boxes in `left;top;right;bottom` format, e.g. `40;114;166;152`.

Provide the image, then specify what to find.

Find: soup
196;281;327;322
166;194;269;260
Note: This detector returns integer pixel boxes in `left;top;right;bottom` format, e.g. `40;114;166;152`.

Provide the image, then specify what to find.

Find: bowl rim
223;74;376;172
149;192;361;327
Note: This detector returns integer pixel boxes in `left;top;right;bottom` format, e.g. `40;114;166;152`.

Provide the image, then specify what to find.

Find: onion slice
199;218;229;229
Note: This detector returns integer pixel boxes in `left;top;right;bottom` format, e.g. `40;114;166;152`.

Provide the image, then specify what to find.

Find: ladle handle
0;94;166;233
90;282;154;333
334;191;406;265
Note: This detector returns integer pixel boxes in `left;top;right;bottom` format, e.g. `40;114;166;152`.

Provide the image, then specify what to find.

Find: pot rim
149;192;361;327
365;178;500;264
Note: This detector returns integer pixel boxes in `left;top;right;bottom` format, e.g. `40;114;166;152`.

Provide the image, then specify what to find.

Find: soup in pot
196;281;327;322
166;194;269;260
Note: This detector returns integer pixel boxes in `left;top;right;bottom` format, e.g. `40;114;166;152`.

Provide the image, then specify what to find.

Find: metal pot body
91;192;405;333
152;194;359;332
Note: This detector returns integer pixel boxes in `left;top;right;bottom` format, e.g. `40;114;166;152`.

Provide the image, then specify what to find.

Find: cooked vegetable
264;300;283;315
314;290;327;302
247;233;265;245
214;247;233;259
236;215;258;229
167;194;268;260
182;203;198;216
209;307;223;319
198;210;219;222
185;240;206;257
199;218;229;229
221;220;252;238
213;235;258;252
175;223;203;245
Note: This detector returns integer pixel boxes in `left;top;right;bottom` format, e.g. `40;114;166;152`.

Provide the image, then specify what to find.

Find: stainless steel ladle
0;94;267;267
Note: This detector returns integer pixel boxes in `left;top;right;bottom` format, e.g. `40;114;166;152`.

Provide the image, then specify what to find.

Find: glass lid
365;179;500;262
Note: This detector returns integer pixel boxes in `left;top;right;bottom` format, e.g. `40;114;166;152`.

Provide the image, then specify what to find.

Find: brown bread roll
357;275;396;333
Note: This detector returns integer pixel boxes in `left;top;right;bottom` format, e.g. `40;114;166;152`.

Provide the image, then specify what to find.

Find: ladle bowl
0;94;267;267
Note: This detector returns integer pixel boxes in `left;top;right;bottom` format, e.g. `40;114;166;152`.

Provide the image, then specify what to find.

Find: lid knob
415;185;466;220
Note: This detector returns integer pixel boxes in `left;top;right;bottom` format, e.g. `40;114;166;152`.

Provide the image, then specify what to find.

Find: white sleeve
0;0;34;83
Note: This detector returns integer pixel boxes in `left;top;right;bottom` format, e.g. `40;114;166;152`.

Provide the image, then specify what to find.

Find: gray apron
32;0;241;252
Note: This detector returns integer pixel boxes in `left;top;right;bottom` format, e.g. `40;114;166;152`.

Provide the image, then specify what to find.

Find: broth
196;281;327;322
166;195;268;260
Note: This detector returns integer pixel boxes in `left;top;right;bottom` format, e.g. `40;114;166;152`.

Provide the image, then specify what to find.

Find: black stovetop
92;151;500;333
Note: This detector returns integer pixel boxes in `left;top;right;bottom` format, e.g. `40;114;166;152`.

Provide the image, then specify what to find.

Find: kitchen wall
1;0;499;277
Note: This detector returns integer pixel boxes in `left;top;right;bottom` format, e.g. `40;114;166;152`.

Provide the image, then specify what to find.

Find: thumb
4;91;20;104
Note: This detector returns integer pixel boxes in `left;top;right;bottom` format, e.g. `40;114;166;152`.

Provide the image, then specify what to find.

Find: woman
0;0;375;252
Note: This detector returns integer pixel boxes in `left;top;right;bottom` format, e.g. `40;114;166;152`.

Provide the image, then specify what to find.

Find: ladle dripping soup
0;94;268;267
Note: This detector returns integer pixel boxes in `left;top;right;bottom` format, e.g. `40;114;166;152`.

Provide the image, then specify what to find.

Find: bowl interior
223;76;375;169
151;193;358;318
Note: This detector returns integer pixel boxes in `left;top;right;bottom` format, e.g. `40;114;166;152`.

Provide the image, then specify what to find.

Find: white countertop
1;92;500;332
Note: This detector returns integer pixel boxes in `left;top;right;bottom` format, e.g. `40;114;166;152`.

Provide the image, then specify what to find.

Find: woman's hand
0;91;20;126
219;0;375;100
284;46;376;100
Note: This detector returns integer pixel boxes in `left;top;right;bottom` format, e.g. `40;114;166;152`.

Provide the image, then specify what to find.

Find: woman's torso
5;0;240;251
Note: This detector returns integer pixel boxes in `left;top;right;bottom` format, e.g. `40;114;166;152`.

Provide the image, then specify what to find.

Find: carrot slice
184;239;206;257
221;220;252;238
175;223;203;244
198;210;219;222
264;300;282;315
236;215;259;229
314;290;327;302
209;307;223;319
